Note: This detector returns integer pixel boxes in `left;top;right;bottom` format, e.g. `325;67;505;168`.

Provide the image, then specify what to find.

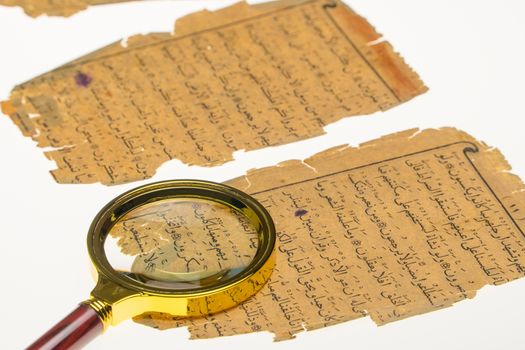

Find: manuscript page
1;0;427;185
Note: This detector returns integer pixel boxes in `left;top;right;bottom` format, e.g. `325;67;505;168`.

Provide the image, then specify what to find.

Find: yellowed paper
0;0;134;17
2;0;427;185
106;197;259;285
133;128;525;340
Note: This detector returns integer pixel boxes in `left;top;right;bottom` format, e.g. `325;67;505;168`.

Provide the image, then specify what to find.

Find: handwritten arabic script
135;128;525;340
1;0;426;185
106;198;259;287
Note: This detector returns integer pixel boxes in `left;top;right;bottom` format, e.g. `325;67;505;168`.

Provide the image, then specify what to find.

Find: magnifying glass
27;180;276;350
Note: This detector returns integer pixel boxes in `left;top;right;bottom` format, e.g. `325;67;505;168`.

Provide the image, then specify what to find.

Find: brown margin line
322;3;401;102
22;0;399;103
249;141;525;239
29;0;320;75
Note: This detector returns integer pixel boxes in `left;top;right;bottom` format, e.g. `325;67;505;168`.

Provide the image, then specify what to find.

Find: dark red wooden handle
26;304;103;350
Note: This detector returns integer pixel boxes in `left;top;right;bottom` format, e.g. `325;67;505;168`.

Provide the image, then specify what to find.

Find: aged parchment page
106;197;260;285
133;128;525;340
1;0;427;185
0;0;134;17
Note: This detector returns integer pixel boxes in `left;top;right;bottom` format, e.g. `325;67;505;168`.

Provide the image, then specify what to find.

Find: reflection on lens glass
104;198;259;290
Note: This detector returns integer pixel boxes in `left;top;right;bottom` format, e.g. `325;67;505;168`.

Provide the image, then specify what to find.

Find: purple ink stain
75;71;92;87
294;209;308;217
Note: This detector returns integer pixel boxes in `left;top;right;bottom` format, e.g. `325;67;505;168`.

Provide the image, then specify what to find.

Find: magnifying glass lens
104;198;260;290
28;181;275;350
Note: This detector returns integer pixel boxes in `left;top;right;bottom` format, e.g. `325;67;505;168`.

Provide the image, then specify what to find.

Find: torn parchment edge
0;0;136;18
132;127;525;340
1;0;427;185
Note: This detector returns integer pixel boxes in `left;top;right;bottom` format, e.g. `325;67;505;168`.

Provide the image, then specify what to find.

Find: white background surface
1;0;525;349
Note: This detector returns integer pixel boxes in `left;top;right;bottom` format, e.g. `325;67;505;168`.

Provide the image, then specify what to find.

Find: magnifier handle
26;303;103;350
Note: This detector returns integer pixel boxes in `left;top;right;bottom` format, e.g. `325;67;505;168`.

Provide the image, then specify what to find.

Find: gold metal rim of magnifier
84;180;276;329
